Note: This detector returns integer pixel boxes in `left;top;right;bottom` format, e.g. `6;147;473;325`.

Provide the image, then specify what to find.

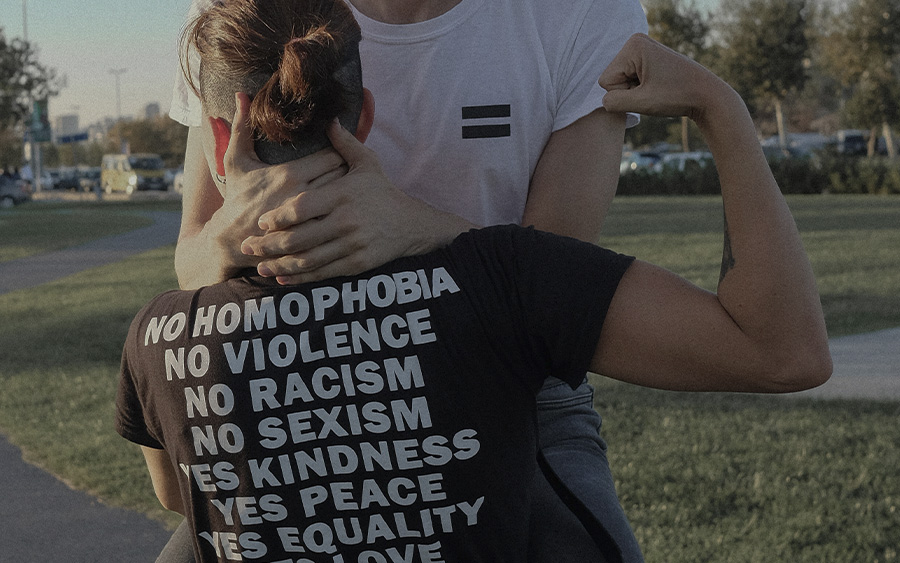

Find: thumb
224;92;261;173
326;119;374;169
601;88;640;115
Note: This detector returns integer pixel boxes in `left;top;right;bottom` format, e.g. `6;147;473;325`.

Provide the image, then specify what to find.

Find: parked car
653;151;714;173
55;169;82;191
78;168;102;192
836;130;868;156
0;175;31;208
101;153;168;194
620;150;661;174
172;169;185;194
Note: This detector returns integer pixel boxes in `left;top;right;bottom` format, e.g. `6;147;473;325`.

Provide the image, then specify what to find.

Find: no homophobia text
136;267;498;561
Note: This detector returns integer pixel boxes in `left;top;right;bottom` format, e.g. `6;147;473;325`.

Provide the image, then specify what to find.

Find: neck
348;0;463;24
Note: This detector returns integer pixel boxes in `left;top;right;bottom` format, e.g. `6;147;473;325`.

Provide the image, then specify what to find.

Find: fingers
243;211;345;258
257;237;366;281
257;186;339;232
273;252;373;285
598;33;711;118
278;146;347;185
327;120;376;169
224;92;261;173
598;34;650;114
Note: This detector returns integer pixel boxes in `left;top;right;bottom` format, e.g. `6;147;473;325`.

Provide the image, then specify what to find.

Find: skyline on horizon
1;0;721;130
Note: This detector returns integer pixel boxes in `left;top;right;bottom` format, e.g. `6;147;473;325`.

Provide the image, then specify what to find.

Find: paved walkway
0;210;180;294
790;326;900;400
0;437;174;562
0;209;897;561
0;211;180;562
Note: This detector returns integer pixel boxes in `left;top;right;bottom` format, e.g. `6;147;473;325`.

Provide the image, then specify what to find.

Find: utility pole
22;0;43;192
109;68;127;121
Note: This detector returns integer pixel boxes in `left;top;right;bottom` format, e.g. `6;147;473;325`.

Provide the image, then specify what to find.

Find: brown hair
182;0;362;157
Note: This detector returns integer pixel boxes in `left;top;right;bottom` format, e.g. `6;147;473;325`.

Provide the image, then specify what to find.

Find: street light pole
109;68;127;121
22;0;42;192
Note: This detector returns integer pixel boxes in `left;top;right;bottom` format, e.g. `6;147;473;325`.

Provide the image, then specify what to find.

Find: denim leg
533;376;644;563
156;519;195;563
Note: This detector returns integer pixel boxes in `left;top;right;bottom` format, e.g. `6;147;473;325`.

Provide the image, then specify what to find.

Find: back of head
182;0;363;163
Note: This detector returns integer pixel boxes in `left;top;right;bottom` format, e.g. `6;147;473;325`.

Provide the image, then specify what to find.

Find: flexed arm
590;35;831;392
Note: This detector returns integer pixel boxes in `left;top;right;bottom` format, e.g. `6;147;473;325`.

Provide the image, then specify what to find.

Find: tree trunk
868;127;878;158
775;98;787;150
681;116;690;152
883;122;897;160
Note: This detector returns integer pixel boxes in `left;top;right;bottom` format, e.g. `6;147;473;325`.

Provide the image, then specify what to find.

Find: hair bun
250;25;346;142
282;27;342;97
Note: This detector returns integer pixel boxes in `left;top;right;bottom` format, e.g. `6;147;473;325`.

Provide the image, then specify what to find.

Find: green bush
618;153;900;196
767;156;829;194
618;165;721;196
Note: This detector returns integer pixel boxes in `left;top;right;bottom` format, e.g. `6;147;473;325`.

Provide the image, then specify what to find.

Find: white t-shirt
171;0;647;226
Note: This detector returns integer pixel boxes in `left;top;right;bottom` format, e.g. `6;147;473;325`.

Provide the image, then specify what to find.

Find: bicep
141;446;185;515
523;108;626;243
590;260;770;392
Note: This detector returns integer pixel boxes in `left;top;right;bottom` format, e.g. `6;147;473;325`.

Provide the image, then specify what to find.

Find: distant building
54;114;79;138
145;102;161;119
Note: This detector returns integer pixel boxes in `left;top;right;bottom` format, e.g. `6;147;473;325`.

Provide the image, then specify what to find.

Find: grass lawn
602;194;900;336
0;199;182;263
0;195;898;559
591;377;900;562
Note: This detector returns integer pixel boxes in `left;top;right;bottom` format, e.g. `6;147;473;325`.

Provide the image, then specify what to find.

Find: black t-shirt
116;225;634;563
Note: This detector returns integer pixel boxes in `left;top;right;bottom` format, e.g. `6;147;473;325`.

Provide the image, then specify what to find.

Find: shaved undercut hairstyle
181;0;363;164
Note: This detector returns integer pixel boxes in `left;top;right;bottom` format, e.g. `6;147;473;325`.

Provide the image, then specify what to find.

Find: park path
0;210;180;562
0;209;898;561
790;326;900;400
0;210;180;293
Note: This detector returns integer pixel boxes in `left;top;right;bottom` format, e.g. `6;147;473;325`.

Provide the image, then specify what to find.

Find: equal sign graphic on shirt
461;104;511;139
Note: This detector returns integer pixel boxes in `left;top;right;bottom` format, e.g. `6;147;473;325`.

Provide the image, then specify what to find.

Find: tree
108;117;189;168
0;27;58;131
716;0;811;150
821;0;900;158
0;128;22;169
645;0;710;151
0;27;58;169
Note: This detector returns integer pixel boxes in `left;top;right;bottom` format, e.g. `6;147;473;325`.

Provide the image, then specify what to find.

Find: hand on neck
348;0;464;24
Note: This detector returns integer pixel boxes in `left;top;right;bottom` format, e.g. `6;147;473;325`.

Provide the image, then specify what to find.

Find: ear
208;116;232;176
354;88;375;143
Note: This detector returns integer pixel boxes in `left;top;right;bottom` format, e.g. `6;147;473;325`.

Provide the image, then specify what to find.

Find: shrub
816;153;900;195
767;156;829;194
617;165;720;196
618;152;900;196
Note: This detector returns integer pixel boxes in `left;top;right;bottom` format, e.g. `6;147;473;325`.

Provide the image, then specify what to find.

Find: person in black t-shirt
116;2;831;561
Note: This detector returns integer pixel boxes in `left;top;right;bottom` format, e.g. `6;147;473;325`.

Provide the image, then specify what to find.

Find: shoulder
448;225;630;276
513;0;647;85
124;289;198;349
525;0;646;37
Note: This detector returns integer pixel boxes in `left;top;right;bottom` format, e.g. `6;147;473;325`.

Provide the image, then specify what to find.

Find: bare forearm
698;86;830;384
175;217;256;290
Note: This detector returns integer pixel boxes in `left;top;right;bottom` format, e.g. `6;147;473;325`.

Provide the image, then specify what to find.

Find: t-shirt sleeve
169;0;211;127
115;312;164;450
553;0;648;131
506;227;635;388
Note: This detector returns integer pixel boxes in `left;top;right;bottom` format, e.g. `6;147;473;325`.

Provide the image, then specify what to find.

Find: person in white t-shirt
167;0;648;561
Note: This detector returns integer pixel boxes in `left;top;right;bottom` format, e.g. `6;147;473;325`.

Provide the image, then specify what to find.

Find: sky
0;0;192;126
1;0;720;129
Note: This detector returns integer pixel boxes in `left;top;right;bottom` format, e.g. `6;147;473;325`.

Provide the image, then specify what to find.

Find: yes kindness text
143;268;485;562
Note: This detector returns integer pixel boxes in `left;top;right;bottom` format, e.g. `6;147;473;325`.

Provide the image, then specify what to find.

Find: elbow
159;492;185;515
766;339;833;393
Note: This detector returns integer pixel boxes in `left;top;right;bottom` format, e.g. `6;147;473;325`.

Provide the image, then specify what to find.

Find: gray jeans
529;376;643;563
157;378;642;563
